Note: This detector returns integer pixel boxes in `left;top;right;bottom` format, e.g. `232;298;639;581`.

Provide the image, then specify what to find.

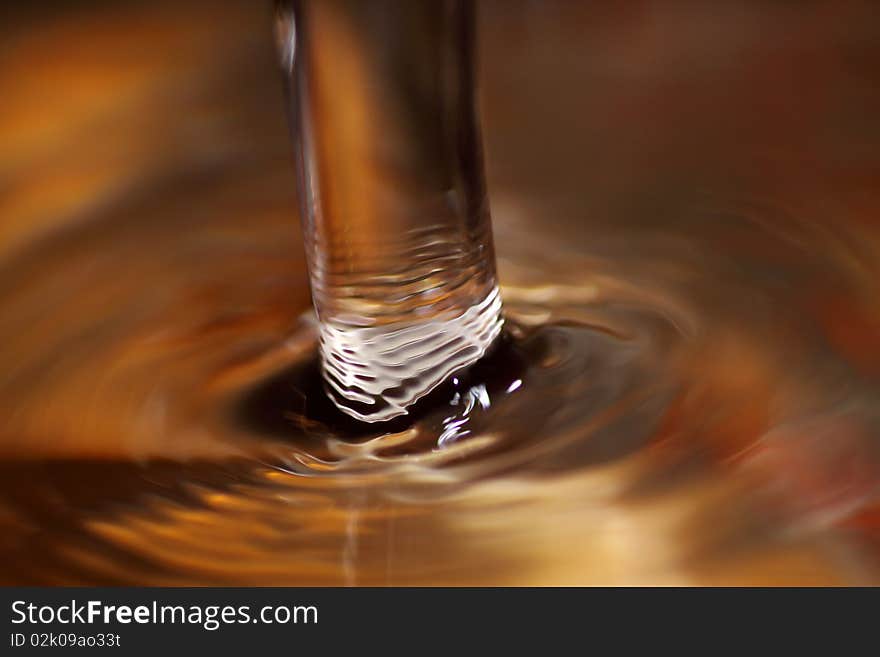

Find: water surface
1;0;879;584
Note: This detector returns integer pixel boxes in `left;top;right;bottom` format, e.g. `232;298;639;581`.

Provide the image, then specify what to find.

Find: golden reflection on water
0;0;879;585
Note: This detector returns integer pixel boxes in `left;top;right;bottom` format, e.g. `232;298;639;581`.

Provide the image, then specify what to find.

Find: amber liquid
0;1;879;584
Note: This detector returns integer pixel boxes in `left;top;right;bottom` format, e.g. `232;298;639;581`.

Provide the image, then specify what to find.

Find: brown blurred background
1;0;880;585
